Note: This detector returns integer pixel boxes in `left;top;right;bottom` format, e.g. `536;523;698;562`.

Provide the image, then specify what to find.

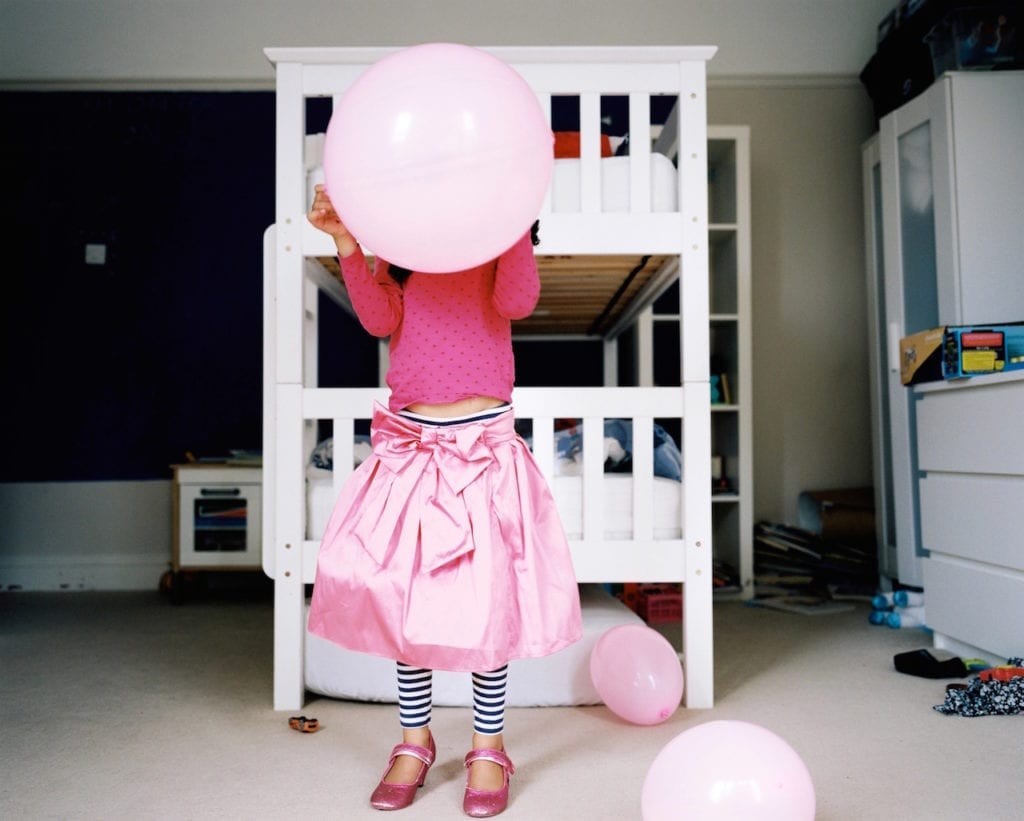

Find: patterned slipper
288;715;320;733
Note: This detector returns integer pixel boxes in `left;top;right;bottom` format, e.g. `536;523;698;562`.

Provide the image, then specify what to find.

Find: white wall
1;0;889;587
0;481;172;590
708;85;877;523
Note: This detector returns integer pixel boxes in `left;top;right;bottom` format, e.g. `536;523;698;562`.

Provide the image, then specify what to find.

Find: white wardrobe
862;71;1024;591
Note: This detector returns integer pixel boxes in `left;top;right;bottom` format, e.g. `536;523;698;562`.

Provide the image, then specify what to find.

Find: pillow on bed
554;131;613;159
310;435;372;471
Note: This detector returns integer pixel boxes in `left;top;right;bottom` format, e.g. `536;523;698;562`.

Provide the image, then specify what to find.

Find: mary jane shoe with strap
369;732;436;811
463;747;515;817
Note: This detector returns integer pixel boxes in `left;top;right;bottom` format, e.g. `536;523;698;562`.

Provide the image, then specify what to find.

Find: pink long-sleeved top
338;232;540;412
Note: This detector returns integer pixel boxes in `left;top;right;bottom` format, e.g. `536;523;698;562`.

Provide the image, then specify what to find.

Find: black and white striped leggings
397;662;508;735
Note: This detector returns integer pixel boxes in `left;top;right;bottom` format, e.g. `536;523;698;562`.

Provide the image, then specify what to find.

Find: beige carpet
1;589;1020;820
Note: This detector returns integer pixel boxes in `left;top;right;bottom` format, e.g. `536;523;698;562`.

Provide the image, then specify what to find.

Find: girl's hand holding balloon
308;183;358;258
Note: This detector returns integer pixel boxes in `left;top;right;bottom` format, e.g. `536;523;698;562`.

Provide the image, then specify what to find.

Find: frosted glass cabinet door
896;122;939;336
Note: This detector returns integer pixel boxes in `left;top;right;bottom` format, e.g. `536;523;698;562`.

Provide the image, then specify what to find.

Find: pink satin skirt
307;402;583;672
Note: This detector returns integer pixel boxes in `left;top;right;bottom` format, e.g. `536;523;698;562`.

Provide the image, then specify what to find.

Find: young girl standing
306;184;582;817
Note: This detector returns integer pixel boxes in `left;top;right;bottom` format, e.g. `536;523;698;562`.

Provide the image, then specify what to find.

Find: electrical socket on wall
84;243;107;265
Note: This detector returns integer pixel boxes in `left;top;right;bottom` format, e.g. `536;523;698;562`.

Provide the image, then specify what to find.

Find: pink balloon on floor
322;43;553;273
641;720;816;820
589;624;684;725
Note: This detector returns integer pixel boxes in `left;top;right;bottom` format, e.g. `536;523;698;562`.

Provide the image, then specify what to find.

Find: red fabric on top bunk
553;131;613;159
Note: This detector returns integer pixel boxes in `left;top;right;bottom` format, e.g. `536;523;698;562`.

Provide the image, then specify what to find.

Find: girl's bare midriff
405;395;506;418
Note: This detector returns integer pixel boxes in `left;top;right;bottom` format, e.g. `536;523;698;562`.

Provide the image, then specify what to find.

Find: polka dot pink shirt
338;232;540;412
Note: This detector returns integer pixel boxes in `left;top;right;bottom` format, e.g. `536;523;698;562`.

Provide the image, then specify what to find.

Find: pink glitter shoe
462;748;515;817
369;732;436;811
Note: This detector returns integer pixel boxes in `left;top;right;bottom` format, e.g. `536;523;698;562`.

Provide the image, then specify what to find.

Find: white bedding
306;466;682;541
549;473;683;540
305;134;678;215
304;584;644;706
549;153;678;212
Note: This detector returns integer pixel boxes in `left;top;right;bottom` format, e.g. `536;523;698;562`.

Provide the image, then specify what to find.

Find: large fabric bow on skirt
352;408;521;573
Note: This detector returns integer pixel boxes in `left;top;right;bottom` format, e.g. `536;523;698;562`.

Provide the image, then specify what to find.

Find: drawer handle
888;321;901;373
200;488;242;497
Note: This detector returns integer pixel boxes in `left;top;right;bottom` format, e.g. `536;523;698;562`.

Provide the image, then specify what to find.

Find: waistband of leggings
397;403;512;427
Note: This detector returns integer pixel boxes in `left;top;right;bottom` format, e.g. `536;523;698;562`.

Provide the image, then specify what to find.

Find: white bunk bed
263;45;717;712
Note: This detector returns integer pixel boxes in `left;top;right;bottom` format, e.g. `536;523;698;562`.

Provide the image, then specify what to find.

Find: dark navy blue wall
0;91;633;482
0;91;364;481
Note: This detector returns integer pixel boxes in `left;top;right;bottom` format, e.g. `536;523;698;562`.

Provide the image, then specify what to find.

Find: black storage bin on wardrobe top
860;0;1016;123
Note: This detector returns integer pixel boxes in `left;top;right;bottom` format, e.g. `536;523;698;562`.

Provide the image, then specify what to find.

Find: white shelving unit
633;125;752;599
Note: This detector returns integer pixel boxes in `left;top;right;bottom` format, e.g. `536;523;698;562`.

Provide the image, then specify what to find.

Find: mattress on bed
549;153;678;212
306;467;682;542
304;584;644;706
549;473;682;540
305;141;677;214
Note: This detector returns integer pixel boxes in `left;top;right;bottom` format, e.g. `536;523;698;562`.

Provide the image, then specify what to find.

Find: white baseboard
0;553;169;592
0;480;172;592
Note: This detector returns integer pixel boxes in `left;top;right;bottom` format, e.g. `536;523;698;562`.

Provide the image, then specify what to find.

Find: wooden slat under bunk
316;253;672;336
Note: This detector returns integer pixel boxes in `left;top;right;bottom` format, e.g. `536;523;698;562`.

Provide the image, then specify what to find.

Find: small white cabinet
638;125;752;598
172;464;263;572
915;372;1024;661
862;71;1024;588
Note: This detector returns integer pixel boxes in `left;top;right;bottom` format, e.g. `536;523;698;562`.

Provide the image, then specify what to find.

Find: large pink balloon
323;43;553;273
641;721;816;820
589;624;684;725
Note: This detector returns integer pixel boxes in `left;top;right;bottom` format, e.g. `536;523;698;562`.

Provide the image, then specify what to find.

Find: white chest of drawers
915;371;1024;661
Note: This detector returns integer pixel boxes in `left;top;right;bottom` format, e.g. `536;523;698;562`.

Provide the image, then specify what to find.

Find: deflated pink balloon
323;43;553;273
589;624;684;725
642;720;816;820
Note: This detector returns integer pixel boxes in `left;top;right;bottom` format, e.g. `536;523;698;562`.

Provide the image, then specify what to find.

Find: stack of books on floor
752;521;877;614
713;559;741;595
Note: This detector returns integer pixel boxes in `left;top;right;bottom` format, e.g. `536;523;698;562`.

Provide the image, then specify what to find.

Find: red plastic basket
644;591;683;624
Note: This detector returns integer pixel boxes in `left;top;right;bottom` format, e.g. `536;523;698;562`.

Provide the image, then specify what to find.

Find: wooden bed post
273;383;306;711
677;57;714;709
270;59;308;711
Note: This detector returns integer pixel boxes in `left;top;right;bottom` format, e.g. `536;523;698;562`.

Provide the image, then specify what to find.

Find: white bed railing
296;386;691;584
